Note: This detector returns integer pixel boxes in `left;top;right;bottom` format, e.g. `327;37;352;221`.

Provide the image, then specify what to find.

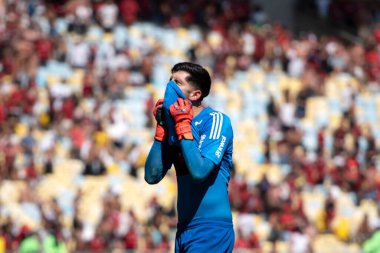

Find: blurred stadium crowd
1;0;380;252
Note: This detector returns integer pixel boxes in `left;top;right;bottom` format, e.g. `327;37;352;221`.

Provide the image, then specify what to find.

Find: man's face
170;70;201;101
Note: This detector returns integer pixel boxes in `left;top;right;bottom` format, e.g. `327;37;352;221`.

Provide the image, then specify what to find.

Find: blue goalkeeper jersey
172;106;234;225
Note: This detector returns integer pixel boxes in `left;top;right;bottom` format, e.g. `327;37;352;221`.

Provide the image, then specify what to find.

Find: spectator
235;228;261;251
119;0;139;25
18;229;41;253
279;89;296;132
68;37;90;68
97;0;118;32
82;148;106;176
43;223;67;253
288;224;313;253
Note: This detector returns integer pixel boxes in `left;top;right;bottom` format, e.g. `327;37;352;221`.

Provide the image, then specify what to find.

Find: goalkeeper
145;62;235;253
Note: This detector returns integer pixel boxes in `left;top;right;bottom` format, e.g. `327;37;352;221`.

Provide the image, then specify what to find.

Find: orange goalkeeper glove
153;99;166;142
169;98;193;140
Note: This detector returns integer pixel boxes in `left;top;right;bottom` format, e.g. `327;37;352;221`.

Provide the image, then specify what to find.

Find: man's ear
189;89;202;101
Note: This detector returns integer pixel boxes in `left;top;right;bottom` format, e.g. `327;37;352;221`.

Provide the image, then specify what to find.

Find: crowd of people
1;0;380;252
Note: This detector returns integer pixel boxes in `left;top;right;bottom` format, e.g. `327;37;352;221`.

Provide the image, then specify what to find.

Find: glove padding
153;99;166;141
169;98;193;140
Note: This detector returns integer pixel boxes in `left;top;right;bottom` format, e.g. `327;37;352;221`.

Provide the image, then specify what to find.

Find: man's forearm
144;140;172;184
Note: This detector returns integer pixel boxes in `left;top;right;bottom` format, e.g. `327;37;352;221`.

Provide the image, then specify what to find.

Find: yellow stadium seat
359;199;378;220
0;181;25;205
36;174;71;201
347;243;361;252
68;69;85;93
207;31;222;49
78;176;109;225
171;48;185;58
7;204;39;230
46;75;60;87
305;97;328;121
328;113;342;130
281;76;302;97
102;32;114;43
176;28;188;38
54;158;84;176
333;216;350;241
302;192;325;224
245;164;283;185
129;48;141;61
14;123;28;137
249;68;266;86
94;130;109;146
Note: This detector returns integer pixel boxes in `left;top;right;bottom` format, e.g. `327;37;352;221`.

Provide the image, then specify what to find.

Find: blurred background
1;0;380;252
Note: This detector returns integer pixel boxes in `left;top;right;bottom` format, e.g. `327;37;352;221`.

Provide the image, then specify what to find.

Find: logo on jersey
209;112;223;139
198;134;206;150
195;120;203;126
215;135;226;158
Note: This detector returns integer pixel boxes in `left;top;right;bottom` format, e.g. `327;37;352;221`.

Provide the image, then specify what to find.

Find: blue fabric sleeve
199;112;233;166
144;140;173;184
179;139;215;182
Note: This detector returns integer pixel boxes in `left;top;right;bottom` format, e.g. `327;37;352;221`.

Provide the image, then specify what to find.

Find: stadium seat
302;191;325;224
0;181;25;205
262;240;288;253
78;176;109;225
86;25;104;42
245;164;283;185
359;199;379;221
312;234;346;253
5;204;39;230
68;69;85;94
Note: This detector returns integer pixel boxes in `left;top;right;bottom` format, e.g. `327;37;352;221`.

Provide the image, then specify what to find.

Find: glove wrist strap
175;124;193;140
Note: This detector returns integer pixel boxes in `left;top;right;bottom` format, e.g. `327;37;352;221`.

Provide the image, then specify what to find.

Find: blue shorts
175;218;235;253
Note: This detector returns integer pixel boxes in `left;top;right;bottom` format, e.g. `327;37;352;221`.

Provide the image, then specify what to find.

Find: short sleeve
199;112;233;166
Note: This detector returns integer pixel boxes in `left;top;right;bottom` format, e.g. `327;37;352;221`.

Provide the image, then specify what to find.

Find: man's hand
169;98;193;140
153;99;166;141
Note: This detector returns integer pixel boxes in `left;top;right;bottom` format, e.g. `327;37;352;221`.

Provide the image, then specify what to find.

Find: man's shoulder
200;107;231;123
196;107;233;137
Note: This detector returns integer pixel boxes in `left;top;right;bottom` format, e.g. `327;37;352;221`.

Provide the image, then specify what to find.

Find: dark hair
171;62;211;100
